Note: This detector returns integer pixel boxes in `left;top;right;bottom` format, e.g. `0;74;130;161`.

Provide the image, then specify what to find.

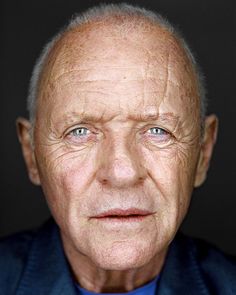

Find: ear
194;114;218;187
16;117;41;185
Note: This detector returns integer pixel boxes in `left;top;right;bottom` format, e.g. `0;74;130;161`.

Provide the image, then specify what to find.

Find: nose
96;137;147;188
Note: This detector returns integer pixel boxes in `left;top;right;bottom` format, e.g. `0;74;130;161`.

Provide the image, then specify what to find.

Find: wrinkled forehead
40;19;197;90
37;19;200;123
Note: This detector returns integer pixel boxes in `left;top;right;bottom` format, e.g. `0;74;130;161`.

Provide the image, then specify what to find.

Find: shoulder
0;220;70;295
0;230;35;294
193;236;236;282
178;233;236;292
187;234;236;272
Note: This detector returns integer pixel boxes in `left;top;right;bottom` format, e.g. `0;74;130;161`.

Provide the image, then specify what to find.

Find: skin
17;17;218;293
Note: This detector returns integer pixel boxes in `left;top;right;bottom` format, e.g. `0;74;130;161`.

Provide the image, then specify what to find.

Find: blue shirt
76;276;159;295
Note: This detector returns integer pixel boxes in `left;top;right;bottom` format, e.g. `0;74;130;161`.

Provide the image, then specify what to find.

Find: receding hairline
39;15;190;86
27;3;207;133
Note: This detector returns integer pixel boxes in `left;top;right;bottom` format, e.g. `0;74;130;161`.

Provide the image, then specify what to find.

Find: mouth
91;208;153;222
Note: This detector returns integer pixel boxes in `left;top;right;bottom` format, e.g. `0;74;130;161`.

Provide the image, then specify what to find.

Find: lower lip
93;215;150;222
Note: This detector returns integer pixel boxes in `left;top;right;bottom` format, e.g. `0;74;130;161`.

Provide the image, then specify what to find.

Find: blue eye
148;127;167;135
71;127;90;137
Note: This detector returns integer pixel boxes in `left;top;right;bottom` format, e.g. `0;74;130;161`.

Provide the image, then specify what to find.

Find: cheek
61;159;95;197
37;148;97;224
142;147;195;221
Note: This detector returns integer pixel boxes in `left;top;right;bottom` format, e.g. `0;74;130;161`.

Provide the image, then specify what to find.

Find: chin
91;241;156;271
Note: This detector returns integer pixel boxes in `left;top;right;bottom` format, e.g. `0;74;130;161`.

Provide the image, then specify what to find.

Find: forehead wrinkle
41;26;186;104
45;22;175;84
50;72;167;87
46;71;167;104
49;89;165;103
51;66;146;83
40;15;193;88
162;48;170;103
56;110;180;128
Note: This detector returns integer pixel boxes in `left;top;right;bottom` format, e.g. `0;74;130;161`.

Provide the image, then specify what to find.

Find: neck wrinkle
62;234;167;293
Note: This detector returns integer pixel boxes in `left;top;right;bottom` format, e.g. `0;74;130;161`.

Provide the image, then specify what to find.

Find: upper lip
92;208;153;218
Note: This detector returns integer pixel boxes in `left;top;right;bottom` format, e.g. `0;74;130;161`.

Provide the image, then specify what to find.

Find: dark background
1;0;235;255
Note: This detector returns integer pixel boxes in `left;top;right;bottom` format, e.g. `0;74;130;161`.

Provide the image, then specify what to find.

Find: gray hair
27;2;207;129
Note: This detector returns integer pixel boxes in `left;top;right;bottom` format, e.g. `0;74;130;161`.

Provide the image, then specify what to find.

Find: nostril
101;178;108;184
138;176;145;182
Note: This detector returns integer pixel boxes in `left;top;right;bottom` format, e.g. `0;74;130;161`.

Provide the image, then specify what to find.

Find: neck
62;236;167;293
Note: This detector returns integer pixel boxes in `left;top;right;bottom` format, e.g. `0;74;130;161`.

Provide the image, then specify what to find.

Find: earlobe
194;114;218;187
16;117;41;185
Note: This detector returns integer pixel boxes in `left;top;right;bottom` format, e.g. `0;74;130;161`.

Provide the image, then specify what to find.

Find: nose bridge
97;130;146;187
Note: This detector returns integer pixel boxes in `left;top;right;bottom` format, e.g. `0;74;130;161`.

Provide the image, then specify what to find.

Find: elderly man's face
18;22;217;270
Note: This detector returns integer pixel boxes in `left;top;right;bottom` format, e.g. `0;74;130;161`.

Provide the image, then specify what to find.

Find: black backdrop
1;0;236;255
